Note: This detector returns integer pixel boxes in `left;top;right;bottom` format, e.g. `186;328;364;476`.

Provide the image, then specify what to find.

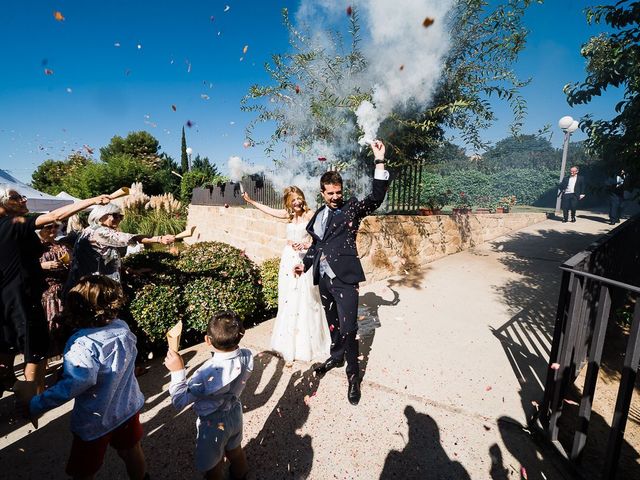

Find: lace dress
270;222;330;362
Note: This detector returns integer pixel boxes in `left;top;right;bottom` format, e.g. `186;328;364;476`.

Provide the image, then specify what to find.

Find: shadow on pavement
380;405;471;480
490;227;640;479
244;367;318;479
358;287;400;380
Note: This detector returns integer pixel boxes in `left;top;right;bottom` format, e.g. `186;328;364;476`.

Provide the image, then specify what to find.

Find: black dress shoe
314;357;344;376
348;375;361;405
571;218;576;223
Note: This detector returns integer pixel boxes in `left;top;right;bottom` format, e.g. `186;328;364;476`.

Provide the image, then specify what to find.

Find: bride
243;186;330;365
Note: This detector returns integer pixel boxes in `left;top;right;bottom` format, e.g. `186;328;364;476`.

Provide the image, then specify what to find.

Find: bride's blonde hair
283;186;309;221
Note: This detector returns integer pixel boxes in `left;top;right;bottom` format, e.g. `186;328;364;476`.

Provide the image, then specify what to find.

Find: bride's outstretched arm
242;192;288;219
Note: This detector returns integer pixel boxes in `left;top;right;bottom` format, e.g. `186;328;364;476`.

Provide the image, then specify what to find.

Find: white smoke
249;1;455;201
357;0;454;144
227;156;264;182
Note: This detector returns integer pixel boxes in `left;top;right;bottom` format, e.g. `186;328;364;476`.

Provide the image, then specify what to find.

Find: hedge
122;242;263;347
259;257;280;312
421;167;559;208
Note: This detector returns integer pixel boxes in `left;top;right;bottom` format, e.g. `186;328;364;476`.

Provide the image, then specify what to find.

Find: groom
294;140;389;405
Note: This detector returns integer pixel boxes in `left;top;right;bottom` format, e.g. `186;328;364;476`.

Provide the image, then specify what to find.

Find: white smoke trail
227;156;264;182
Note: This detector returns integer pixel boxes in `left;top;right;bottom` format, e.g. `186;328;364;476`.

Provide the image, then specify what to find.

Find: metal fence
191;174;283;209
191;163;425;214
534;214;640;479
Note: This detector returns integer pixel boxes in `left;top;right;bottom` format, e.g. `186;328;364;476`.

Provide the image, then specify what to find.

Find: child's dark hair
207;311;244;351
64;275;125;329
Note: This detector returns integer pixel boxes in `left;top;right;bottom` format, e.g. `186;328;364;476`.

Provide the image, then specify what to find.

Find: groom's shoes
348;375;361;405
314;357;344;377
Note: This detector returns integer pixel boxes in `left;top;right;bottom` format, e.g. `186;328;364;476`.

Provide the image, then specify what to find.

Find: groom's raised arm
354;139;389;218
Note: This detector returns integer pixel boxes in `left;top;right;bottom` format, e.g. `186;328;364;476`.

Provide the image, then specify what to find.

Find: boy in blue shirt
165;311;254;480
25;275;148;480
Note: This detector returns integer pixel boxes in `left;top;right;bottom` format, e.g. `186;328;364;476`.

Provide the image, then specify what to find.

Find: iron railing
535;214;640;479
191;162;425;214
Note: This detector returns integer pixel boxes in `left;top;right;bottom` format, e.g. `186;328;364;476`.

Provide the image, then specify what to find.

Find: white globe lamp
558;116;574;130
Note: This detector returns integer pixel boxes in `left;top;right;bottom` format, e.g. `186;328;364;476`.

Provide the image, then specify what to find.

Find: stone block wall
186;205;546;283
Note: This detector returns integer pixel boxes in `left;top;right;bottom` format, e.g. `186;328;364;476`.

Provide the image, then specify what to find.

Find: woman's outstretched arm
242;192;288;219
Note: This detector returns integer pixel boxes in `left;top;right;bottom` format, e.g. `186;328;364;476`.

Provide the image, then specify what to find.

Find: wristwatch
374;159;385;164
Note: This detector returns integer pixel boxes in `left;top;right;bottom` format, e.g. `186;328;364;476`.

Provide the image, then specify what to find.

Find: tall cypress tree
180;127;188;173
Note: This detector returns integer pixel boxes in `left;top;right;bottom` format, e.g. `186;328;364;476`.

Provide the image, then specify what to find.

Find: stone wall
186;205;546;283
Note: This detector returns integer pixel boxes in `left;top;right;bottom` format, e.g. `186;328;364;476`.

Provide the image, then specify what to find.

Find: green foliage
129;284;184;342
31;153;91;195
180;171;226;202
420;173;451;210
120;209;186;236
191;155;220;177
100;131;161;166
420;167;559;209
564;1;639;174
480;135;560;172
181;127;188;173
259;258;280;311
123;243;263;343
183;276;259;332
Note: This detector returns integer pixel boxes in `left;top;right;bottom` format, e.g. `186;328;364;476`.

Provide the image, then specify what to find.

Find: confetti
171;104;177;111
44;68;54;75
137;44;142;49
346;6;353;16
329;325;335;331
53;11;65;22
186;120;194;128
243;45;248;54
217;422;225;431
200;94;210;100
224;5;230;12
83;145;94;155
66;87;73;93
224;203;229;208
295;85;301;94
520;466;528;479
114;42;121;48
423;17;435;28
563;399;579;406
303;394;311;405
550;363;560;370
210;16;215;22
485;385;492;392
399;64;404;71
243;140;251;148
318;156;327;162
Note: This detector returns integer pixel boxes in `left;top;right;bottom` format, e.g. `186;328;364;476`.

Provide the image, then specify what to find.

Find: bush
259;258;280;311
183;276;261;332
129;284;185;342
420;173;450;210
179;242;261;332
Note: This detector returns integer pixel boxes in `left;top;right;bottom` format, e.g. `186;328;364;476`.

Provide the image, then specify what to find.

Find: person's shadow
358;287;400;379
244;367;318;479
380;405;471;479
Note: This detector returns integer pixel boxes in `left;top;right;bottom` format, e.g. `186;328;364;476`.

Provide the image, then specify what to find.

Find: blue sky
0;1;621;183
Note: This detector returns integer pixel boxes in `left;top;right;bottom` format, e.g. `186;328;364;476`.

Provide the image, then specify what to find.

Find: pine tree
180;127;188;173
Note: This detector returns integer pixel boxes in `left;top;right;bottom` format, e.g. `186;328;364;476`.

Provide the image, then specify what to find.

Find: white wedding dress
270;222;331;362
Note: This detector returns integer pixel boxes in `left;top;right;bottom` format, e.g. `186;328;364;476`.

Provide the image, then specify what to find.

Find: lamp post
185;147;193;172
555;116;580;216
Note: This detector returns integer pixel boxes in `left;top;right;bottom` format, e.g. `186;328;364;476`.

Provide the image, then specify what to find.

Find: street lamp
555;116;580;215
186;147;193;171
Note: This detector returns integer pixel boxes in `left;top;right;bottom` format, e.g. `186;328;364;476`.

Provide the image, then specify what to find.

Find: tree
100;131;161;167
480;135;560;172
564;1;639;174
242;1;538;169
180;127;189;173
31;153;91;195
191;154;220;177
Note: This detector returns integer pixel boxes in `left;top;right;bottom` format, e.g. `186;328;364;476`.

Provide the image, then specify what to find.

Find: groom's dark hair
320;171;343;191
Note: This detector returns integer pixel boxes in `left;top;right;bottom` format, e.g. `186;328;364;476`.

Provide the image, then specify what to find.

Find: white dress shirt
566;176;577;194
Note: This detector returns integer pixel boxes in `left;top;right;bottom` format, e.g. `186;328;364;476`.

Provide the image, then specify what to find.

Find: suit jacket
559;175;585;197
303;177;389;285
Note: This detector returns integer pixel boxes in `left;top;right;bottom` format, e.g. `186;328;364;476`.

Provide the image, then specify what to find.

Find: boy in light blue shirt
25;275;147;480
165;311;253;480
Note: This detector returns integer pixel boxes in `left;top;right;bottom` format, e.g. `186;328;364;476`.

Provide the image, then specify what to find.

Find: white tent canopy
0;169;73;212
55;191;82;201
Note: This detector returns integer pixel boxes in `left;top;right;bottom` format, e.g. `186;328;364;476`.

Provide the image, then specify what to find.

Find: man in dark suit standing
294;140;389;405
558;165;586;223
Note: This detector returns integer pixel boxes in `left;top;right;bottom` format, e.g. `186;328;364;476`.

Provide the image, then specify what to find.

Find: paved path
0;212;619;479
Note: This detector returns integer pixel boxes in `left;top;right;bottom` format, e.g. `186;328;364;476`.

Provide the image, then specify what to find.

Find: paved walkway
0;212;621;479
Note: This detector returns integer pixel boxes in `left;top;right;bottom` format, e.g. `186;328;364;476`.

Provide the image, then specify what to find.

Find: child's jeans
195;400;244;472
